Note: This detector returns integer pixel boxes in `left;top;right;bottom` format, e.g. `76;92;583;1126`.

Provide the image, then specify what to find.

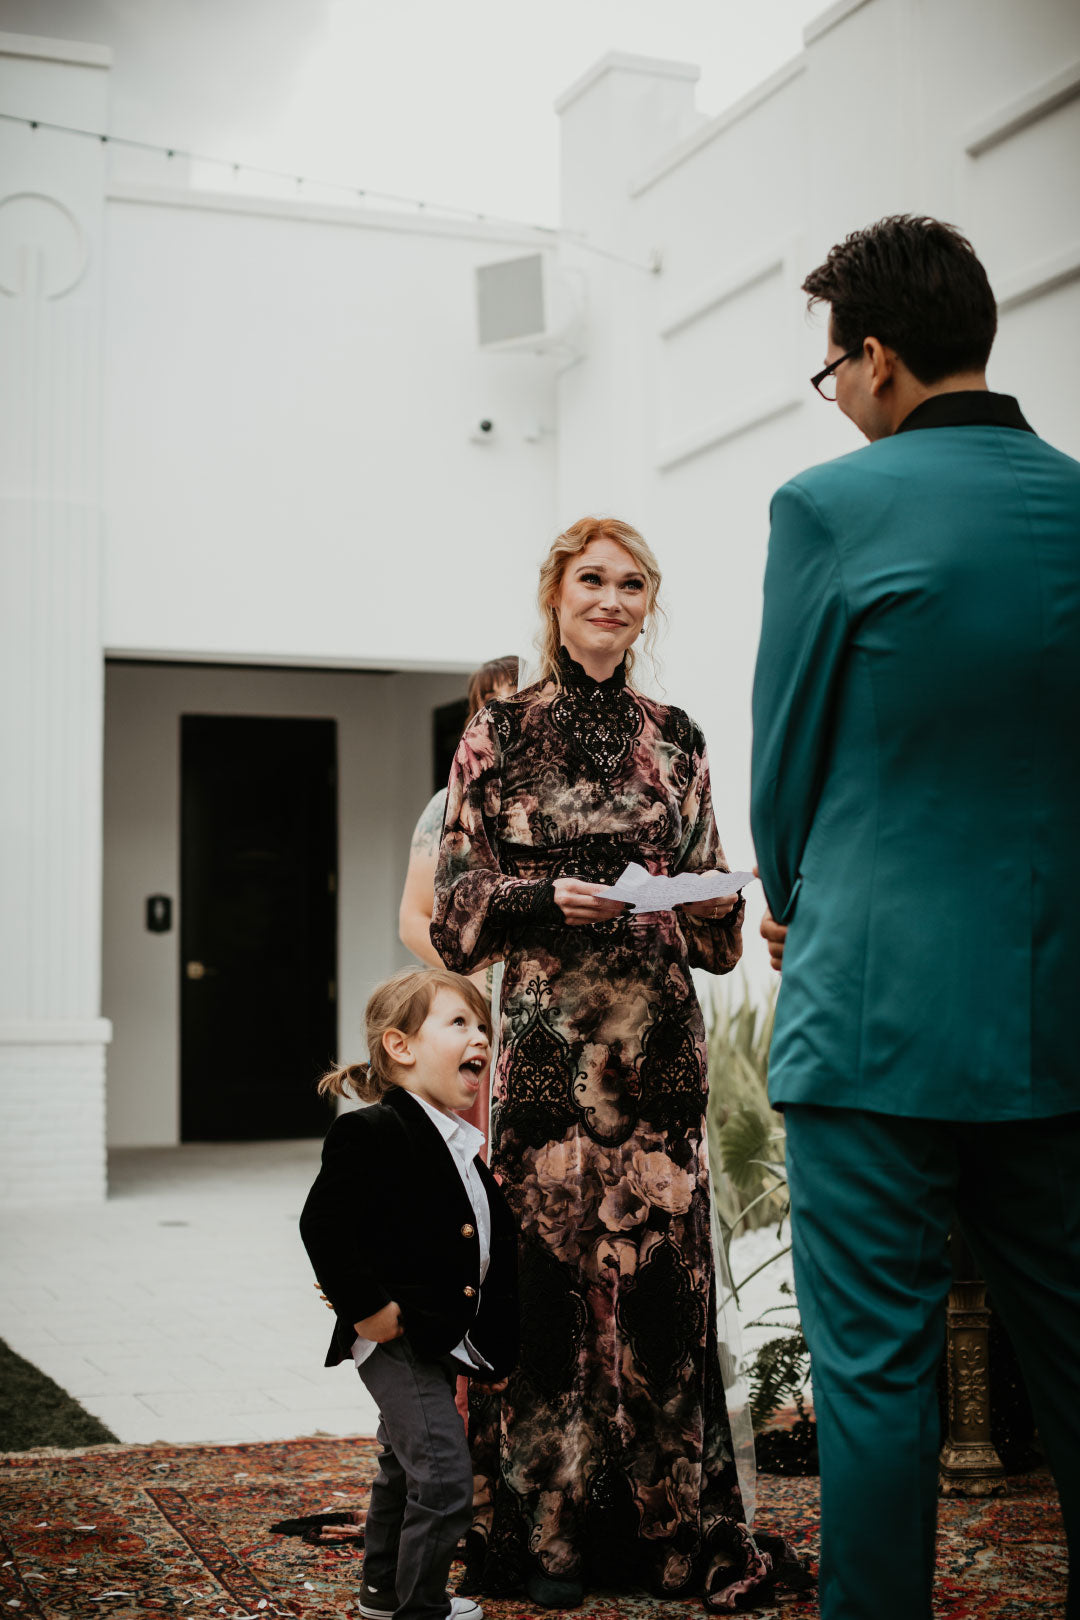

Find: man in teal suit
750;216;1080;1619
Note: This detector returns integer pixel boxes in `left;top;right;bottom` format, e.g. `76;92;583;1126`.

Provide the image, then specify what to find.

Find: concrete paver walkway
0;1140;796;1448
0;1141;379;1445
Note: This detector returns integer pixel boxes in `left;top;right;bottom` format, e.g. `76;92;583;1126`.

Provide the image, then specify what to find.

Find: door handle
185;960;217;980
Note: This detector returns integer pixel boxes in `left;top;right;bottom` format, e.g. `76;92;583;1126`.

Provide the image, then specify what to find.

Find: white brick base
0;1022;111;1203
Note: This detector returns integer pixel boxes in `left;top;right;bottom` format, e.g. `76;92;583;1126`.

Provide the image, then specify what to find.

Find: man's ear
382;1027;415;1068
865;337;898;398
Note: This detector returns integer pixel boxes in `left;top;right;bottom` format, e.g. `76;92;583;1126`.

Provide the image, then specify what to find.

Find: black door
433;697;468;793
180;715;337;1140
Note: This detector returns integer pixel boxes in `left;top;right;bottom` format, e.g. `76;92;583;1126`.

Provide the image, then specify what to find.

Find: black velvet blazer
299;1086;519;1379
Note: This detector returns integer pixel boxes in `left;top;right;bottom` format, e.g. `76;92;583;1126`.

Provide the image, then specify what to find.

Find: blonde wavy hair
317;968;490;1102
536;516;664;686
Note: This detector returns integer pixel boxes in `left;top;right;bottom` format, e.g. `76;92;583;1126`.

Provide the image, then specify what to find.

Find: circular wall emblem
0;192;88;298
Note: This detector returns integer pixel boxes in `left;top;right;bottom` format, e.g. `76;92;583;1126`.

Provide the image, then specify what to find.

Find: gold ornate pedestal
939;1231;1007;1498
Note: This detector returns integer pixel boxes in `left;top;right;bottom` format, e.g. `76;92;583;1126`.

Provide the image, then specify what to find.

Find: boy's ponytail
317;1059;384;1103
316;966;491;1104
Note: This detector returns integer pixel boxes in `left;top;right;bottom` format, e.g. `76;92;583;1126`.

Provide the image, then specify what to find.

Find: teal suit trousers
784;1104;1080;1620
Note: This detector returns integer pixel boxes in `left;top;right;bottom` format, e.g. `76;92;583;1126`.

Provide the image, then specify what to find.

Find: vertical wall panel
0;41;110;1202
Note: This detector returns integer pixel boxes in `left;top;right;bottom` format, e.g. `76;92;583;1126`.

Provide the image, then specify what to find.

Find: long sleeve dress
431;648;789;1612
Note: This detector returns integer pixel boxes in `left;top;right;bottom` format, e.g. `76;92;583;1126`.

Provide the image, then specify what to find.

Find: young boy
300;968;518;1620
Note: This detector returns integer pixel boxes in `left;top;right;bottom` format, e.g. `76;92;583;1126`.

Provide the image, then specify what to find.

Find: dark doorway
180;715;337;1141
433;697;468;794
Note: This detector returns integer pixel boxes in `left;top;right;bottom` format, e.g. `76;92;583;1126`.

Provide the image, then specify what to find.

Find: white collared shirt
351;1094;492;1371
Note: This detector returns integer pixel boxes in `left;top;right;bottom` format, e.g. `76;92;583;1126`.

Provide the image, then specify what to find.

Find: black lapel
381;1088;477;1226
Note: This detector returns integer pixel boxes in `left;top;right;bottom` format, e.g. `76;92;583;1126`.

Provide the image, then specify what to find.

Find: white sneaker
357;1584;398;1619
450;1598;483;1620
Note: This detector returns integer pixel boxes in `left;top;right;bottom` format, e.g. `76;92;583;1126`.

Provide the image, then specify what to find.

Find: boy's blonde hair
318;968;490;1103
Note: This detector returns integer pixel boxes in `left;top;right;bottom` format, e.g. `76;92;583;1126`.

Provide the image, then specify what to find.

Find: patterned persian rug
0;1436;1066;1617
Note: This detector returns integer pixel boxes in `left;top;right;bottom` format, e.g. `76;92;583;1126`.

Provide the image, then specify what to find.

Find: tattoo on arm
411;791;446;858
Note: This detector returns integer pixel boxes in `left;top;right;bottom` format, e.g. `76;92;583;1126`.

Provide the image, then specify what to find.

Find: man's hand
753;865;787;971
760;906;787;972
553;878;628;925
354;1301;404;1342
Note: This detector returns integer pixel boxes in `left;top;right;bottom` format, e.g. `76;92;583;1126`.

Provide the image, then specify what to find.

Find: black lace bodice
549;646;644;781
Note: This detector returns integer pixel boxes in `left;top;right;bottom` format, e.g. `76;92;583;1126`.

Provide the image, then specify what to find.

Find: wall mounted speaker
475;253;584;357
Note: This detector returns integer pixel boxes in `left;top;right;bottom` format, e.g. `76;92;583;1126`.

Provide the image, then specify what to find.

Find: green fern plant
706;980;811;1433
748;1329;813;1431
706;978;786;1238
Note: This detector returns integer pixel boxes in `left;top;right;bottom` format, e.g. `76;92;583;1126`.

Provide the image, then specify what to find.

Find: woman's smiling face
553;537;649;676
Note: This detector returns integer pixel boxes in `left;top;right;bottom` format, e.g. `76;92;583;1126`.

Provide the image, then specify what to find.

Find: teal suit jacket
751;393;1080;1120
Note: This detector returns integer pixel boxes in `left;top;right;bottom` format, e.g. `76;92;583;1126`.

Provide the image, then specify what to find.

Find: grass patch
0;1338;117;1452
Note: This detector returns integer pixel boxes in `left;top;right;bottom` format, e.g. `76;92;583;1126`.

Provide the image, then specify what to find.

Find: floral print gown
408;786;500;1143
431;649;785;1612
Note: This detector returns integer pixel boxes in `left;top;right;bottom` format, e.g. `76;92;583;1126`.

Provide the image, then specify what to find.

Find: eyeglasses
810;346;862;401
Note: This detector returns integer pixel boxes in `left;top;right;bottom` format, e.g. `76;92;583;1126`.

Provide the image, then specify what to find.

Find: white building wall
554;0;1080;981
103;660;464;1147
100;186;559;668
0;28;558;1194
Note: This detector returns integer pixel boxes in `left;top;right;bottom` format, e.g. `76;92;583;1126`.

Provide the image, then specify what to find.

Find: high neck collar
894;390;1034;436
556;644;628;694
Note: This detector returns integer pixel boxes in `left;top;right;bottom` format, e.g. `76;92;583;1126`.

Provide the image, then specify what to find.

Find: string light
0;109;660;273
0;109;557;234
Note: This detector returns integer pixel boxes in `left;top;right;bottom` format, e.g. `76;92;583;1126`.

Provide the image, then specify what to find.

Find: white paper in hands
606;862;758;914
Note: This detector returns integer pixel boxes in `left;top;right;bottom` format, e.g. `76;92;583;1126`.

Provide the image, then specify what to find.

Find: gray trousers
357;1338;473;1620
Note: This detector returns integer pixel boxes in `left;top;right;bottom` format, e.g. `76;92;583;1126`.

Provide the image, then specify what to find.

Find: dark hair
802;215;997;385
466;655;519;721
317;967;490;1102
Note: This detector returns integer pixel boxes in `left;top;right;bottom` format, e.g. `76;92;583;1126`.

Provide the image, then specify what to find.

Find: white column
553;53;702;525
0;33;113;1203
